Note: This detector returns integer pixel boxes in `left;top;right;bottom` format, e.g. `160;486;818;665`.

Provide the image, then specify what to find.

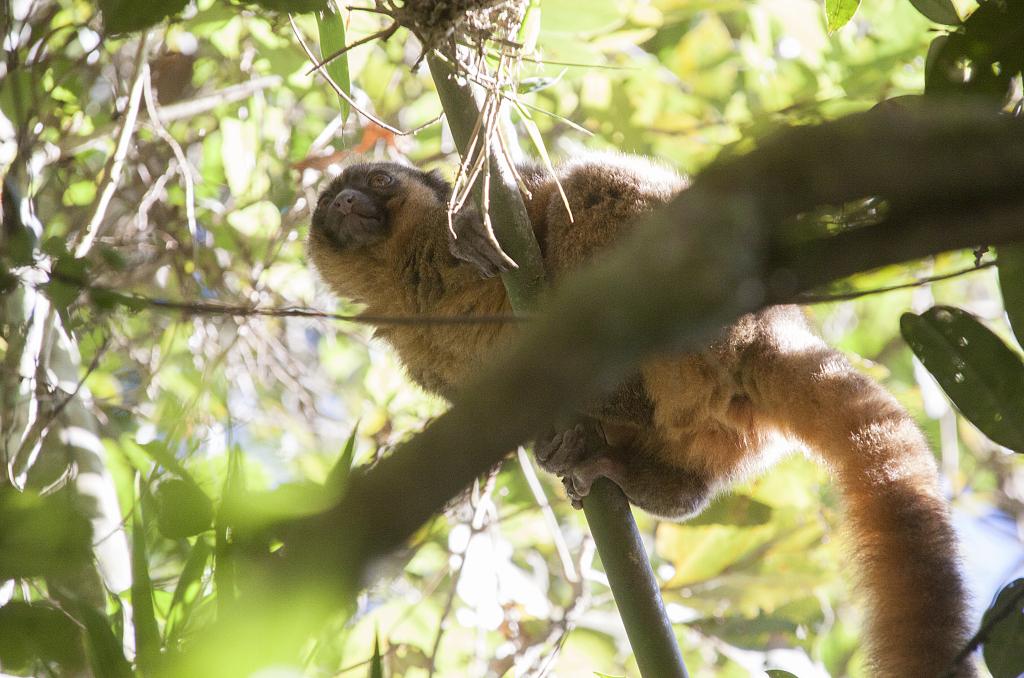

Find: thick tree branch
282;102;1024;625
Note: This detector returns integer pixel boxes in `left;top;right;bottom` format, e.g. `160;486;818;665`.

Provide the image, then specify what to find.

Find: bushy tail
746;334;974;677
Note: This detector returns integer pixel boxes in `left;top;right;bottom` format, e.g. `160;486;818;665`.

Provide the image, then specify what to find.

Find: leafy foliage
981;579;1024;678
1;0;1022;676
902;306;1024;452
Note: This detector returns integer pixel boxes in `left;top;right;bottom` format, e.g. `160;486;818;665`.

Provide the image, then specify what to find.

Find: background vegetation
1;0;1022;676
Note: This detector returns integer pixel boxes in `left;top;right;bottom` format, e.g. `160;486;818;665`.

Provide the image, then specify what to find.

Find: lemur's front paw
536;423;589;476
447;210;518;278
535;423;627;509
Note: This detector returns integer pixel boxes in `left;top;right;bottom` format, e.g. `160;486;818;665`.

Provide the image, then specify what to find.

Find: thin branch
795;261;997;304
139;297;522;327
288;15;402;135
516;447;578;583
154;76;281;124
290;16;437;137
33;269;522;327
304;22;399;76
141;65;200;256
73;36;149;257
11;328;109;485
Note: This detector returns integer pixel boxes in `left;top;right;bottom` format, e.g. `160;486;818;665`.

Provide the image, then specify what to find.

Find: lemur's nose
333;189;360;215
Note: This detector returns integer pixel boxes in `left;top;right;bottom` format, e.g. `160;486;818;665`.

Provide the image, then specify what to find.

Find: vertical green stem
427;53;687;678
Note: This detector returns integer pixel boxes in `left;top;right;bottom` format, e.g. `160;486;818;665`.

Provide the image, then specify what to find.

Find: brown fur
308;156;974;676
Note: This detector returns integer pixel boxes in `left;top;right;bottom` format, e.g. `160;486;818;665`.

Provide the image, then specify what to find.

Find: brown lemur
307;155;974;677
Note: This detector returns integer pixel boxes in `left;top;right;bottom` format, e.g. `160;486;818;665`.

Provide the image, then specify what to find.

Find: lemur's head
310;162;451;252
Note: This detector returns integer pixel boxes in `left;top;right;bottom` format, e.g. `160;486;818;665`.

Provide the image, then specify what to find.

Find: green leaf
155;478;214;539
0;488;93;579
169;537;213;617
518;0;542;53
369;631;384;678
98;0;190;34
73;603;133;678
326;422;359;491
514;101;574;222
0;602;85;672
998;245;1024;345
541;0;623;35
825;0;860;33
0;266;18;295
901;306;1024;451
221;481;337;531
0;68;33;127
766;671;800;678
1;219;35;266
924;34;950;93
316;5;351;123
686;494;773;526
246;0;328;12
99;245;128;270
907;0;960;25
131;490;161;671
63;180;97;206
981;579;1024;678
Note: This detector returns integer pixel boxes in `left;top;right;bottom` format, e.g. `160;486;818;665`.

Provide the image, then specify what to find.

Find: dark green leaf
140;439;191;478
0;488;93;579
0;69;33;127
316;6;351;122
908;0;960;25
0;602;85;672
44;280;82;315
155;478;214;539
824;0;860;33
41;235;70;258
46;250;90;312
0;267;18;295
99;245;128;270
369;631;384;678
89;287;131;311
1;220;35;266
766;671;800;678
131;494;161;671
924;34;950;93
981;579;1024;678
901;306;1024;451
99;0;190;34
72;603;133;678
245;0;328;12
998;245;1024;345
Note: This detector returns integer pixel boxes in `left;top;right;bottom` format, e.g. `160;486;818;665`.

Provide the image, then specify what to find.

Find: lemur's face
310;163;450;251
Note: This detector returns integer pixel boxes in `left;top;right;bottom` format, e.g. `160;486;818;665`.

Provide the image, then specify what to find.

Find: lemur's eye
368;172;392;189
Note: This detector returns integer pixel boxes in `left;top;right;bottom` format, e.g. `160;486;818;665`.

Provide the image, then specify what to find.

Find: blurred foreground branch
273;101;1024;665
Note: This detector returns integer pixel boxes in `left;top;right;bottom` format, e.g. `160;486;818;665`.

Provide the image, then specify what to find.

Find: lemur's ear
426;169;445;182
